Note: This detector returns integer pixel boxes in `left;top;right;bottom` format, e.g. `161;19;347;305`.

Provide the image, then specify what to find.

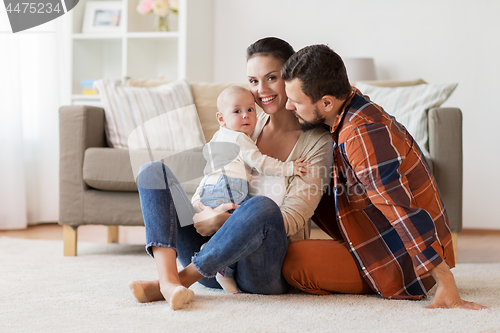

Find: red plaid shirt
313;88;455;299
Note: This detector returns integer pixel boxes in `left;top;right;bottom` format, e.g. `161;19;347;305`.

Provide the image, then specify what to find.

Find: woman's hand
192;202;238;237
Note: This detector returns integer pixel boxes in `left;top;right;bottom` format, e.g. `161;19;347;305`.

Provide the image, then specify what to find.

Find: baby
192;85;308;293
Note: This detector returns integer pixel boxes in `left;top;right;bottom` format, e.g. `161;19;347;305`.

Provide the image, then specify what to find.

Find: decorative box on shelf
81;79;99;95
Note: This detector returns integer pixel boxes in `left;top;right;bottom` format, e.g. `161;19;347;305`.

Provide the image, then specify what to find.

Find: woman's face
246;55;287;115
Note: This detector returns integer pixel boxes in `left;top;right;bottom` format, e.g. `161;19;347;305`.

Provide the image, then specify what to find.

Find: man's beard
294;107;326;131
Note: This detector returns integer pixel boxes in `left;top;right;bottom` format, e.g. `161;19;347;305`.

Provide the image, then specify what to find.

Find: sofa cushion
93;79;205;151
354;82;457;156
125;77;169;87
354;79;427;87
83;148;205;194
83;148;136;191
118;79;266;142
190;82;248;142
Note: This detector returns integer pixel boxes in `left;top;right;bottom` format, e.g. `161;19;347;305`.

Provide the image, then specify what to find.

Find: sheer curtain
0;13;68;229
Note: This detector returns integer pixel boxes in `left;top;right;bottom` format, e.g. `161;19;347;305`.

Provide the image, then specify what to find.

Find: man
281;44;485;310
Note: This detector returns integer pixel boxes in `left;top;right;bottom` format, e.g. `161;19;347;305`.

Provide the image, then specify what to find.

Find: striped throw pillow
94;79;206;151
354;82;457;156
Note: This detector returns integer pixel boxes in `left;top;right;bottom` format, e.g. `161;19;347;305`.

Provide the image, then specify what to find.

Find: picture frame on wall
82;1;124;33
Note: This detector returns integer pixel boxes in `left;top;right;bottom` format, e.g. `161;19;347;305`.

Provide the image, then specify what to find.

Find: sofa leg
451;232;458;262
63;225;78;256
108;226;119;243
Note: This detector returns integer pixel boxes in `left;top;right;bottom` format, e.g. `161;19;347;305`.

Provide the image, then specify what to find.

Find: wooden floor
1;224;499;263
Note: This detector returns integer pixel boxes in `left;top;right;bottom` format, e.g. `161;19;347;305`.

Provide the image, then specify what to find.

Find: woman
129;37;332;310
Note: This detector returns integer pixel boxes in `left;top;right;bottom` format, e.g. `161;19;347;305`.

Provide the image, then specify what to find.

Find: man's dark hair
247;37;295;65
281;44;352;103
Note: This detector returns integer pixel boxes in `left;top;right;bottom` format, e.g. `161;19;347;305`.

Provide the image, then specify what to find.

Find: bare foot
216;273;240;294
129;280;164;303
148;247;195;310
160;283;195;310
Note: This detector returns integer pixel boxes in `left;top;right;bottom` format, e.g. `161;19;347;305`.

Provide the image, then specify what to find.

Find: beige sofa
59;81;463;256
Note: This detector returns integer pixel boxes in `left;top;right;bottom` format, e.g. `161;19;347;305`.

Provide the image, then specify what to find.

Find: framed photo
82;1;124;33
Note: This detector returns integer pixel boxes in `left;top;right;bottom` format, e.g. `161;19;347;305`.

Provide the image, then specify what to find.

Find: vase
154;14;169;32
153;11;178;32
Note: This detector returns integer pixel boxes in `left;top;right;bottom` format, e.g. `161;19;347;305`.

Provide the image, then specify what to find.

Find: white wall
213;0;500;230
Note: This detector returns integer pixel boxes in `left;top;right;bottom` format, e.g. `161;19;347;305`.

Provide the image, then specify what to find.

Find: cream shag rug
1;237;498;332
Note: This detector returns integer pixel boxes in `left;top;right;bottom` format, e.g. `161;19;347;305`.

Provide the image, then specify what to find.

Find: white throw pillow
354;82;457;156
94;79;206;151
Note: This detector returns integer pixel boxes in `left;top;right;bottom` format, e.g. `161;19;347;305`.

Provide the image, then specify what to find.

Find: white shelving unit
67;0;214;104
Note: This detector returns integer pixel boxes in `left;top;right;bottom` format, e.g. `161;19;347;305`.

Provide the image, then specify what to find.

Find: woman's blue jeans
137;161;290;294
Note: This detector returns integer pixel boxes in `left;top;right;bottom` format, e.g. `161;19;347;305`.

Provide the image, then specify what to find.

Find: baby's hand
293;157;310;177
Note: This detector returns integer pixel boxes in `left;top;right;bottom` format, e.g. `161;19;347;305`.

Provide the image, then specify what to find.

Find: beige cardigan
251;113;333;243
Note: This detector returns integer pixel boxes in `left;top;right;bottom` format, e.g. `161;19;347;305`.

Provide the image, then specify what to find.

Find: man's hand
192;202;237;237
426;261;487;310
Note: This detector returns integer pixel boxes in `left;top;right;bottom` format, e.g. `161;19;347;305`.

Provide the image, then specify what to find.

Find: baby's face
219;91;257;135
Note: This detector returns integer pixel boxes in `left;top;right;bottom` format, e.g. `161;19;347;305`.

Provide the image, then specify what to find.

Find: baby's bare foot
160;283;194;310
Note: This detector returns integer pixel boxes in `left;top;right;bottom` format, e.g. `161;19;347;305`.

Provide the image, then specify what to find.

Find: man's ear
321;95;346;114
320;95;336;113
216;112;225;126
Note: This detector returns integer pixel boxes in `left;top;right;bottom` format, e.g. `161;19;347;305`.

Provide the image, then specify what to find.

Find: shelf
72;94;100;100
67;0;214;104
73;33;123;40
127;32;180;39
72;32;179;40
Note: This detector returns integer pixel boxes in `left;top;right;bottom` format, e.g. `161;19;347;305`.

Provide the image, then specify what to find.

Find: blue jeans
200;175;251;277
200;175;250;208
137;161;290;294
